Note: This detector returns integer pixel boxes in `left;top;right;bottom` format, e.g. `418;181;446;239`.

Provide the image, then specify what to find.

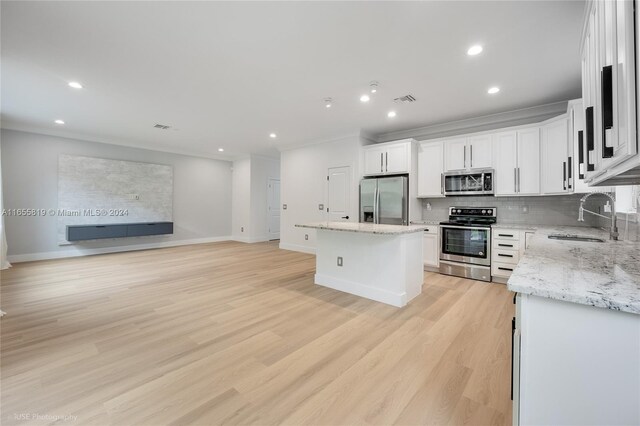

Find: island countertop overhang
296;222;429;235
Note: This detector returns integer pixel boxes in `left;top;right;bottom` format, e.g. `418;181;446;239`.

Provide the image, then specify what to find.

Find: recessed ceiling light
387;111;397;118
218;148;224;152
487;87;500;94
360;94;370;103
269;133;277;138
369;81;379;93
54;119;65;125
467;45;483;56
324;98;333;108
68;81;83;89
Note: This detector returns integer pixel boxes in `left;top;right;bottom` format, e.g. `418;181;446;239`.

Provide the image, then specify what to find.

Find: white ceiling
1;1;585;159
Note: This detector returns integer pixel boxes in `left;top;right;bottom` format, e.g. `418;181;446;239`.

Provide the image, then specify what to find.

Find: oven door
440;225;491;266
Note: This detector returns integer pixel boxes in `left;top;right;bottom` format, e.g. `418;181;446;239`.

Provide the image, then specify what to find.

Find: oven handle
441;224;492;232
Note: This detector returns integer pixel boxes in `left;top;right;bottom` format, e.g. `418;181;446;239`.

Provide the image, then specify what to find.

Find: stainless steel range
439;207;497;282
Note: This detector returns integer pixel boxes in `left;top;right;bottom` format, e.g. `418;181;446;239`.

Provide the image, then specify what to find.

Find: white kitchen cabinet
363;140;413;176
580;0;639;186
417;141;444;197
444;136;492;171
493;129;540;196
513;293;640;425
422;226;439;270
541;116;571;194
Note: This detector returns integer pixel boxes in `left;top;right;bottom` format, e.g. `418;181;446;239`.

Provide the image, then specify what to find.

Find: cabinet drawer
493;229;521;241
493;248;520;265
492;240;519;250
422;226;438;235
67;224;127;241
492;262;516;278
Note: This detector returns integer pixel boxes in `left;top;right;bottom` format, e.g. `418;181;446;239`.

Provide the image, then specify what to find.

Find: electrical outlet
304;234;308;240
426;202;432;211
522;206;529;214
241;227;244;232
318;204;324;211
283;204;287;210
337;256;343;267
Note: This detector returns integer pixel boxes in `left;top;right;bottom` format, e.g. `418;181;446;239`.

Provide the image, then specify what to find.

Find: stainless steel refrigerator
359;175;409;225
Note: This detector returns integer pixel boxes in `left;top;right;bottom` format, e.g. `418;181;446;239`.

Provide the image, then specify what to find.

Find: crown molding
374;100;569;143
0;122;232;162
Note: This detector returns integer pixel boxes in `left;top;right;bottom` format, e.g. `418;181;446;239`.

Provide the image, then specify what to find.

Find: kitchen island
296;222;428;307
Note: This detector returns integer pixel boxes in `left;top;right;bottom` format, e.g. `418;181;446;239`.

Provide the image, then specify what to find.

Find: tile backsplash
421;194;600;227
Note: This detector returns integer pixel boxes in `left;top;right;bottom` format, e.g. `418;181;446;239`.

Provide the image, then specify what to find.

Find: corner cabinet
363;139;413;176
417;141;444;197
581;0;639;186
541;115;572;194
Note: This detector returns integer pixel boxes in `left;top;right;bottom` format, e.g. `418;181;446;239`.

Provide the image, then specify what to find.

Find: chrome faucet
578;192;618;240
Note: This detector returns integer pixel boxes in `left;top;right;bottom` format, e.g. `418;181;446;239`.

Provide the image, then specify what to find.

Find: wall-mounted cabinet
541;115;572;194
363;140;412;176
66;222;174;242
581;0;639;186
493;128;540;196
417;141;444;197
443;135;492;172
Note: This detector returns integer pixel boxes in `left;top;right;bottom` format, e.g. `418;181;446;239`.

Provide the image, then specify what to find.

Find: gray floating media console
66;222;174;242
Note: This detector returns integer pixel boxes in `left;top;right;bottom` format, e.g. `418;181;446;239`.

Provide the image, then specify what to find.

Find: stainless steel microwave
443;169;494;196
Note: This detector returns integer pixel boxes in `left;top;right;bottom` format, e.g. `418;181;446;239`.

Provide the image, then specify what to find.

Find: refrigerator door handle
373;184;379;224
402;177;408;225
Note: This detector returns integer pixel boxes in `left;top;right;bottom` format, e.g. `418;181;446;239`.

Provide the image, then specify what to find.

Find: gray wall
1;129;232;258
421;194;600;227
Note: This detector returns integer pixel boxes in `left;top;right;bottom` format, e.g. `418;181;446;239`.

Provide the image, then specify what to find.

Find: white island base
297;222;426;307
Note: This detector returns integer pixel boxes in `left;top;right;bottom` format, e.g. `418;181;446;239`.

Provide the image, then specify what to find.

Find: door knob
341;216;349;219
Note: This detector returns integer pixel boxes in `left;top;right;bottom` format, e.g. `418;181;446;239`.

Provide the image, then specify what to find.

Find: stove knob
487;209;493;215
457;209;462;213
481;210;486;214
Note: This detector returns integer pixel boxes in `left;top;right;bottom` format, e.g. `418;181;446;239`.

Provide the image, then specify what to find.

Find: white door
444;138;468;171
327;166;351;222
417;141;444;197
541;118;569;194
493;132;518;196
385;143;410;174
267;178;280;240
517;128;541;195
467;134;493;169
364;147;384;175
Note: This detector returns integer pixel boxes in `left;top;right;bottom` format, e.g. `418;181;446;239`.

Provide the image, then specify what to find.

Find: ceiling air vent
394;95;417;103
153;123;171;130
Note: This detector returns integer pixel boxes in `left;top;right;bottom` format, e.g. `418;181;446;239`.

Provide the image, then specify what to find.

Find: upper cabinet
363;139;414;176
541;115;571;194
493;128;540;196
444;135;492;172
417;141;444;198
581;0;639;186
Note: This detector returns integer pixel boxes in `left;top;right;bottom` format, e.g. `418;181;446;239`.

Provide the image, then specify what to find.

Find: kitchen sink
548;234;605;243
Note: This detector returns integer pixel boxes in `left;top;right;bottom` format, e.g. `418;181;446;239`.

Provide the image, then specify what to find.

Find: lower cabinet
491;228;532;283
513;293;640;425
423;226;439;270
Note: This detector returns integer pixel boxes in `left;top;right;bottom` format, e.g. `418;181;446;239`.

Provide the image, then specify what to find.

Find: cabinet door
423;233;439;268
417;142;444;197
517;128;541;195
444;138;467;171
541;118;570;194
385;143;410;174
493;132;518;196
467;135;493;169
364;147;384;175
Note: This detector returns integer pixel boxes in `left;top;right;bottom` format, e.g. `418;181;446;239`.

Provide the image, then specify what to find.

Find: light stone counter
507;225;640;315
296;222;428;235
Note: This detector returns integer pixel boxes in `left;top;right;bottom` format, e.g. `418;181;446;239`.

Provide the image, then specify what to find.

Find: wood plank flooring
0;241;514;425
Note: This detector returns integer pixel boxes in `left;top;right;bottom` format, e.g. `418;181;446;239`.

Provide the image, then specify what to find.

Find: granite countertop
410;220;441;226
507;226;640;315
295;222;428;235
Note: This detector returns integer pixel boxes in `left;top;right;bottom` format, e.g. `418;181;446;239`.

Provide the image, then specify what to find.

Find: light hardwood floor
1;241;514;426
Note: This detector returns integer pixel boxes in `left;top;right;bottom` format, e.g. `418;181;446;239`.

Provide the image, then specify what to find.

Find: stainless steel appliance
443;169;494;196
359;175;408;225
439;207;497;282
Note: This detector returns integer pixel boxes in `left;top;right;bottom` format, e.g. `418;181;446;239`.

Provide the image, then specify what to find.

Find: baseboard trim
315;273;406;307
278;242;316;254
7;236;233;263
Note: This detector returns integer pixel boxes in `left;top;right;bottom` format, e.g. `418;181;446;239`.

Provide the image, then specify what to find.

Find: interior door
517;128;541;195
327;166;351;222
267;178;280;240
377;176;407;225
493;132;518;196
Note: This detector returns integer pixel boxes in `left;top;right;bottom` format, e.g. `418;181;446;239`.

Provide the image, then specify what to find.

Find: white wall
1;129;233;261
280;135;363;253
231;155;280;243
